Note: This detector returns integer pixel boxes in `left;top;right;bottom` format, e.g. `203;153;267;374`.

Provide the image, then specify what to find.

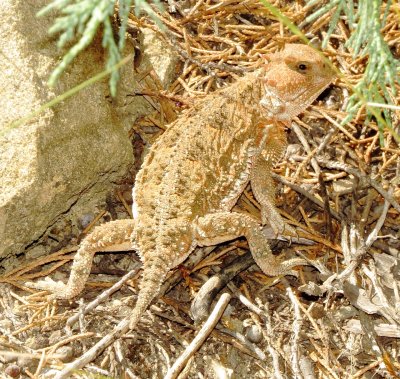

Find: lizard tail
129;256;170;330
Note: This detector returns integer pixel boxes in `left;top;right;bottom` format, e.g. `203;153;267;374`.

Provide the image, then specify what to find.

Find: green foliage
305;0;399;142
38;0;163;97
304;0;354;48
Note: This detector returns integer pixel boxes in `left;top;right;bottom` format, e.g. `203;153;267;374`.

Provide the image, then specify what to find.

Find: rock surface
0;1;178;260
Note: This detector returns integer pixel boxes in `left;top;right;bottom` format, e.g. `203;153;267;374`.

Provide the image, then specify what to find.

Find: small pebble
246;324;263;344
56;346;74;362
79;213;94;228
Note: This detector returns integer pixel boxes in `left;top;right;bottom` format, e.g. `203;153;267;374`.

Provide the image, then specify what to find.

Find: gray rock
0;1;178;260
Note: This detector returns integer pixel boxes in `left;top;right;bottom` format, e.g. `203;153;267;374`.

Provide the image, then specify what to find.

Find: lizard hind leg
195;212;306;277
26;219;136;299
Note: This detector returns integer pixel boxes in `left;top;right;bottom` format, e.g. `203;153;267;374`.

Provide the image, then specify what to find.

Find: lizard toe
25;277;68;299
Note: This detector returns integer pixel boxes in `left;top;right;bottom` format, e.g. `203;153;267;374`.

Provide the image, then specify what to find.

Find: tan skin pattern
28;44;335;330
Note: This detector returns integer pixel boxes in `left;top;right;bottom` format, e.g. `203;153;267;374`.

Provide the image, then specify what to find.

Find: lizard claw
281;223;297;239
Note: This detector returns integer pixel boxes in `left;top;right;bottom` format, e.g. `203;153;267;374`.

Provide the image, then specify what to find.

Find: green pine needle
305;0;399;143
38;0;164;97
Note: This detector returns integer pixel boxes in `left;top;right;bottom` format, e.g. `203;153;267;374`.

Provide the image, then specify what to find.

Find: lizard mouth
286;78;333;119
260;76;332;122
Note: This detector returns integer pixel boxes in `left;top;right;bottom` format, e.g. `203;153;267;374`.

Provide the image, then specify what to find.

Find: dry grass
1;1;400;378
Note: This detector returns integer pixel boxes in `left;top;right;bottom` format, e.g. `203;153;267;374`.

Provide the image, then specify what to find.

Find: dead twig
164;292;231;379
66;264;141;328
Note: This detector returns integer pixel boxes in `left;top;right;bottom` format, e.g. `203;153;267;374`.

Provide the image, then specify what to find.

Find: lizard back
132;70;267;263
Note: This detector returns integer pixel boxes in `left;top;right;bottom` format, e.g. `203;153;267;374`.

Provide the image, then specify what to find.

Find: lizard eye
297;62;308;73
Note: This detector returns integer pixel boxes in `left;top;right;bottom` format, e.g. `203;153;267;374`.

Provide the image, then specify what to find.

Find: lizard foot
195;211;306;277
25;219;136;300
262;209;297;238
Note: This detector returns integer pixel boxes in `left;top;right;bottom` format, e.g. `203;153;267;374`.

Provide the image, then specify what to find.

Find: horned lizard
28;44;334;333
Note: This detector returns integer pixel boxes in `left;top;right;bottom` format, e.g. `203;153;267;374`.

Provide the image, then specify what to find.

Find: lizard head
260;44;335;124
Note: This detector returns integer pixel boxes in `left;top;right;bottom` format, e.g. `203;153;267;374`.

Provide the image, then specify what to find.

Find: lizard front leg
250;154;296;237
195;212;306;277
251;122;296;236
26;219;136;299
